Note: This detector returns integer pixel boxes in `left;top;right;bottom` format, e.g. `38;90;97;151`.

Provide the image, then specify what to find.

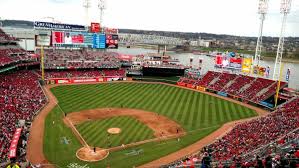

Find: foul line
56;103;90;148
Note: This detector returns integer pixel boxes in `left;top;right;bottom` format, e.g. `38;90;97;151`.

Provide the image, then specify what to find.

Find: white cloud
0;0;298;36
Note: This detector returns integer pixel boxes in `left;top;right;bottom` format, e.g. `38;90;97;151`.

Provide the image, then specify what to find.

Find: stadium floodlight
273;0;292;80
98;0;106;28
254;0;269;67
83;0;91;27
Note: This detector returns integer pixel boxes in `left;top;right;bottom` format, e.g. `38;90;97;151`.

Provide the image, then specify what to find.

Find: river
113;47;299;90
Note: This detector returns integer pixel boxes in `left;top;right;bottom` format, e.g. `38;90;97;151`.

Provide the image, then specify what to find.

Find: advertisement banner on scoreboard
90;23;100;33
242;58;252;73
36;35;51;46
64;32;84;44
52;31;64;44
34;21;85;31
106;34;118;49
104;28;118;34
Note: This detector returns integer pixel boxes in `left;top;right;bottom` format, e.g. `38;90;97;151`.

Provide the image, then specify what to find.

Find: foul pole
41;45;45;81
273;0;292;80
275;63;284;108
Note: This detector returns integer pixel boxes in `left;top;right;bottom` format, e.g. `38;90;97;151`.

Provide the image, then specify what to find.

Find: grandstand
0;70;46;164
0;25;298;168
177;71;289;108
164;97;299;168
41;49;121;69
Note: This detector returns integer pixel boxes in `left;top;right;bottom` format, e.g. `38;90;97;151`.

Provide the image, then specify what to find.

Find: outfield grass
76;117;155;148
44;83;257;167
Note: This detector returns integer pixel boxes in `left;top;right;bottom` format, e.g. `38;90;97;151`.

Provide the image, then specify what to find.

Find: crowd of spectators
37;69;126;79
239;78;276;101
0;28;36;66
177;71;288;104
223;75;255;97
252;81;288;103
164;97;299;168
196;71;221;87
40;49;121;69
209;73;237;92
0;70;46;164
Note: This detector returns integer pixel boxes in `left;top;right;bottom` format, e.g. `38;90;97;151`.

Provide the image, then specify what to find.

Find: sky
0;0;298;37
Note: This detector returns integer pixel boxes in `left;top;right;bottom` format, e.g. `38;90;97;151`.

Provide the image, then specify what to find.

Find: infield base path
65;108;185;138
26;81;268;167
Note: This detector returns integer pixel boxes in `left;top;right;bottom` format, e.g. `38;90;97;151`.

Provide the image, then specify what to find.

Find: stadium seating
197;71;221;87
0;28;17;42
206;97;299;161
41;49;121;69
239;77;276;101
0;71;46;162
0;29;35;66
223;75;255;96
39;69;126;79
251;81;288;103
164;97;299;168
208;72;237;92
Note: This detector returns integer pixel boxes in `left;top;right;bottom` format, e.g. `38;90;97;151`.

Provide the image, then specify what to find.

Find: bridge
118;33;185;46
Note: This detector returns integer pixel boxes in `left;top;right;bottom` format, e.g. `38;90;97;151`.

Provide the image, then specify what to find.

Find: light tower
83;0;91;27
273;0;292;80
254;0;269;66
98;0;106;28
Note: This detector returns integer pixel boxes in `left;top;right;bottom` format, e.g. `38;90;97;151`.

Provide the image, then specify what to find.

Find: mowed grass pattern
76;116;154;148
45;83;258;167
52;83;256;131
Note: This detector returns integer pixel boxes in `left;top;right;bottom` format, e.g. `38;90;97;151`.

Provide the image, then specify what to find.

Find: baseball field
42;82;257;167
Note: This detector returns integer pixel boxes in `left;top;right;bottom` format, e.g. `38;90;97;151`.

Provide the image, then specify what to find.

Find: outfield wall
46;76;126;84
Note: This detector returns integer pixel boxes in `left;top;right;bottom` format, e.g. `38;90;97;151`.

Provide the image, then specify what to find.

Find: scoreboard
52;31;117;49
106;34;118;49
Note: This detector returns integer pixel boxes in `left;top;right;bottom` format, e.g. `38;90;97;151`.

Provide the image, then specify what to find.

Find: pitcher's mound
107;127;121;134
76;147;109;162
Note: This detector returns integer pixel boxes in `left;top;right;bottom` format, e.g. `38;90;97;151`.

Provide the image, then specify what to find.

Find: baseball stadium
1;1;299;168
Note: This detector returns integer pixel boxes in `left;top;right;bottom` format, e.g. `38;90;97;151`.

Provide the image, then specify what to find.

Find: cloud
0;0;298;36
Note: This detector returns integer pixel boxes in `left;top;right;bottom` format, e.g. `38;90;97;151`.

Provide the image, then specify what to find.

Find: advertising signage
90;23;100;33
104;28;118;34
34;21;85;31
106;34;118;49
52;31;109;49
52;31;64;44
229;57;242;69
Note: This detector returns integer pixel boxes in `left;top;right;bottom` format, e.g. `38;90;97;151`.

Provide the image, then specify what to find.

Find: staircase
238;78;257;95
221;75;239;92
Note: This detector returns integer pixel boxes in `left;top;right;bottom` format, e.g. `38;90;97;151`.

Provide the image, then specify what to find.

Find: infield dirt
26;82;268;167
65;108;185;138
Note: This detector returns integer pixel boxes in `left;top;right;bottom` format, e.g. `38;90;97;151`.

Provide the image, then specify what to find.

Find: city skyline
0;0;298;37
